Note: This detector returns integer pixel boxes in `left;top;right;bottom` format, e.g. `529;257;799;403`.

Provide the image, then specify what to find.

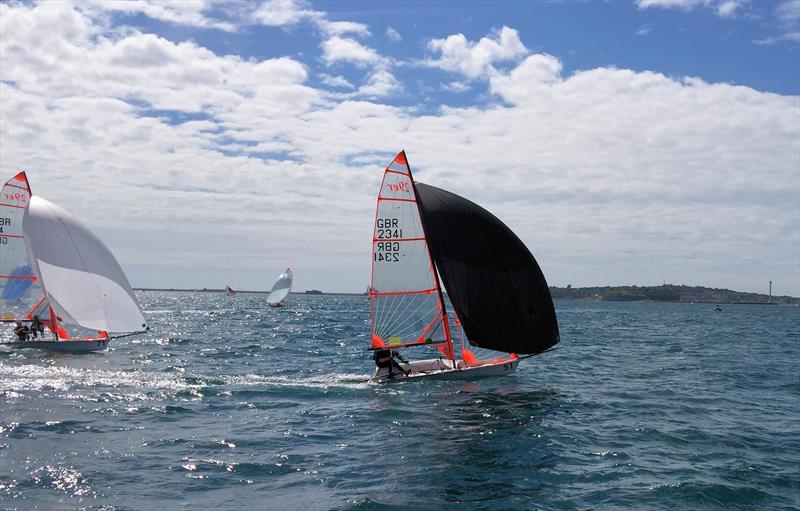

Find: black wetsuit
373;350;409;377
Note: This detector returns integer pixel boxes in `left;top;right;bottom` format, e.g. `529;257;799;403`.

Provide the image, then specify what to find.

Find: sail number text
375;218;403;239
374;241;400;262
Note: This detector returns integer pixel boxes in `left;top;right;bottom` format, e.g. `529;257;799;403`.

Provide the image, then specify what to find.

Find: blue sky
1;0;799;296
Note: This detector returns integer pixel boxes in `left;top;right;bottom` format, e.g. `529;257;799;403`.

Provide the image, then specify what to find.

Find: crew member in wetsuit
30;315;45;338
373;349;410;378
13;321;30;342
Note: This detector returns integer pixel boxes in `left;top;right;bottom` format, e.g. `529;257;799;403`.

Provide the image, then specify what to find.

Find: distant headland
133;284;798;304
548;284;798;305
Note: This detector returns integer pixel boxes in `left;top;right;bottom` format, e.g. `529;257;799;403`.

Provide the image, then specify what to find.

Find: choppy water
1;293;798;510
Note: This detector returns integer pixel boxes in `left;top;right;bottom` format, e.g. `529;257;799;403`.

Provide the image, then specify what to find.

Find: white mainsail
267;268;293;305
369;151;451;351
23;196;146;333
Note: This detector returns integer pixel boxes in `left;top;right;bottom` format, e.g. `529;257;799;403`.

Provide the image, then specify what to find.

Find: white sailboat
369;151;560;382
1;173;147;353
266;268;293;307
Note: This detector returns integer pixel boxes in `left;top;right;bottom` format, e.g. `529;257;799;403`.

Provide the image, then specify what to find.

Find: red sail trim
0;275;36;280
376;197;417;203
383;169;409;176
4;183;28;191
371;287;438;297
0;203;26;209
0;233;24;238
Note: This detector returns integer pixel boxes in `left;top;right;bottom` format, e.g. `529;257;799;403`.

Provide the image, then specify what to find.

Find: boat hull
370;357;519;383
1;339;109;353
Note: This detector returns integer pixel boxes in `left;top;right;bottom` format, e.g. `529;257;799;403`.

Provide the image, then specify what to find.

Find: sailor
30;315;45;338
373;349;410;377
13;321;30;342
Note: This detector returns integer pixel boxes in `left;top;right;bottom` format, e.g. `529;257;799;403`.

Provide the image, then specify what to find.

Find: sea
1;293;798;511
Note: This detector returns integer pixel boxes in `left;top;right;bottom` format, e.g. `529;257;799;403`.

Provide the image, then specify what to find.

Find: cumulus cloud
636;0;747;18
319;73;354;88
251;0;321;26
322;36;385;67
424;26;528;79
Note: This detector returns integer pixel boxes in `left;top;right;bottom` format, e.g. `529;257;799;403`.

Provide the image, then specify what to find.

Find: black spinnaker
415;183;559;355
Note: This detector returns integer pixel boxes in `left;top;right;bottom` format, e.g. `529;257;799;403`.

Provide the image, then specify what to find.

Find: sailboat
369;151;559;382
266;268;293;307
225;285;237;296
1;172;147;353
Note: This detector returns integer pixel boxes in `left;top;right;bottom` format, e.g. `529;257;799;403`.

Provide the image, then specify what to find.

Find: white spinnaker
23;196;146;332
267;269;293;305
370;152;446;349
0;172;44;319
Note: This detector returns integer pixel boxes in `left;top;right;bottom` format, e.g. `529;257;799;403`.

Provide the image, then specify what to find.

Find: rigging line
107;329;149;340
516;346;561;360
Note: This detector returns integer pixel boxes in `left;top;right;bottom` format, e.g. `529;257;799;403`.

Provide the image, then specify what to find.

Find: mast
404;151;456;361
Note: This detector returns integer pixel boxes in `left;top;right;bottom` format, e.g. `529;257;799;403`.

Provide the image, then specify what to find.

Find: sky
1;0;799;296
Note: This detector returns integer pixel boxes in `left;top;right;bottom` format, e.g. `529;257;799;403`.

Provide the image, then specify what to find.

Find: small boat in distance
1;172;148;353
267;268;293;307
368;151;559;382
225;285;237;296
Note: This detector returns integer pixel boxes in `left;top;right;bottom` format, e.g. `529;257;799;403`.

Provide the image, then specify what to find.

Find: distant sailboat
369;151;559;382
1;173;147;353
267;268;293;307
225;285;237;296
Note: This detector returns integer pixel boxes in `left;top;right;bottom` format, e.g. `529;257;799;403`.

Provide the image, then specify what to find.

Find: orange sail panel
370;152;448;349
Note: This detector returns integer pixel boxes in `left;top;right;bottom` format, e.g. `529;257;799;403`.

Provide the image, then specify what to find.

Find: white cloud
319;19;370;37
386;26;402;42
319;73;354;88
425;26;528;79
442;81;470;93
251;0;321;26
357;70;401;97
637;24;653;36
636;0;711;10
716;0;744;17
77;0;238;31
322;36;384;67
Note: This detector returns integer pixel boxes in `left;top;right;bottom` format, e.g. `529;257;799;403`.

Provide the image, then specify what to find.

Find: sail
416;183;559;355
225;285;236;296
370;151;450;349
266;268;292;305
23;196;146;332
0;172;43;320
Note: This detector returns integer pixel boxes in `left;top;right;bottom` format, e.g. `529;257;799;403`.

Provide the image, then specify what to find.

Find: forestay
370;151;449;349
0;172;43;319
23;196;146;333
267;268;292;305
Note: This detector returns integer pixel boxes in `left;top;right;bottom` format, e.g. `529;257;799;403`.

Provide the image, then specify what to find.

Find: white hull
370;357;519;383
1;339;109;353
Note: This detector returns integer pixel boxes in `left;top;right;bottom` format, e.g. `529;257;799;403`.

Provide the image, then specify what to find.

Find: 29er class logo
387;181;410;193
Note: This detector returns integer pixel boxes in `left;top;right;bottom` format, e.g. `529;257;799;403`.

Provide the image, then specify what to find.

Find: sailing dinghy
225;285;237;296
1;174;147;353
267;268;292;307
369;151;559;382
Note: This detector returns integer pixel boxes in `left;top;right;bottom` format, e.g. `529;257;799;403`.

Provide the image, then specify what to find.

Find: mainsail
370;151;452;351
267;268;293;305
0;172;43;321
23;196;146;333
225;285;236;296
416;183;560;355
